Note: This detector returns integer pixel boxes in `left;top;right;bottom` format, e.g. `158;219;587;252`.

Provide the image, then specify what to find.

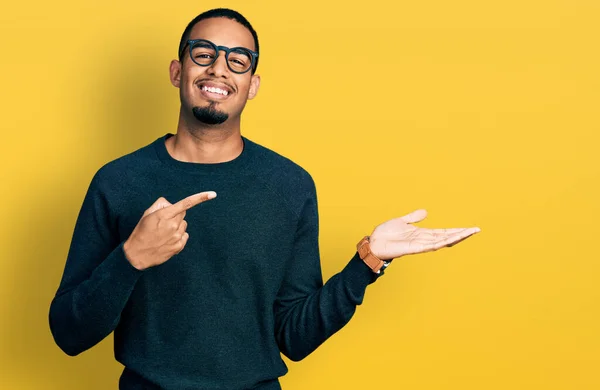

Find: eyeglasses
180;39;258;74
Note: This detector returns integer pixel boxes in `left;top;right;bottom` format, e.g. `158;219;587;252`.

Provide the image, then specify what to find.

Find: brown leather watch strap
356;236;386;274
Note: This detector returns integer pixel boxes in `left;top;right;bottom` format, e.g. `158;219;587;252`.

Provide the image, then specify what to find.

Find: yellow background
1;0;598;389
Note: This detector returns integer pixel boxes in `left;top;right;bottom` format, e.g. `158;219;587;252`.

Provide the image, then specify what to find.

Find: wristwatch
356;236;390;274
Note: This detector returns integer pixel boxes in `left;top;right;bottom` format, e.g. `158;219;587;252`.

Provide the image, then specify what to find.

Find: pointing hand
123;192;217;270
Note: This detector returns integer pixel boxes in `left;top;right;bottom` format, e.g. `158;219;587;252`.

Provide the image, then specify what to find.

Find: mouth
196;80;234;100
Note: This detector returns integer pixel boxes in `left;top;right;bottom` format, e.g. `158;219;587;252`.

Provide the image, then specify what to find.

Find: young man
49;8;480;390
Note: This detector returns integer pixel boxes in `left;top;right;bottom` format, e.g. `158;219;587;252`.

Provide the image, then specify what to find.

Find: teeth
202;86;228;96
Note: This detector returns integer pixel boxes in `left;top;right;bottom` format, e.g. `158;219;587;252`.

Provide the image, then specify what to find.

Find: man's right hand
123;191;217;270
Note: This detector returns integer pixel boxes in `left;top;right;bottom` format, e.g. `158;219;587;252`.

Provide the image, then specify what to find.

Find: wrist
123;239;146;271
356;236;389;274
368;235;393;261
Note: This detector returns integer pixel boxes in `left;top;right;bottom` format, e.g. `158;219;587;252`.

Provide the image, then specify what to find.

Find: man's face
170;17;260;126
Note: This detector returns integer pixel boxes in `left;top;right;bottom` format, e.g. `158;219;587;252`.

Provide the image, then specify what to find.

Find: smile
201;86;229;96
197;81;234;101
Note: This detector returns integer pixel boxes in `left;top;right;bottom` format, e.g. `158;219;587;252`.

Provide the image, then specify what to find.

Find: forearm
274;252;382;361
49;242;142;356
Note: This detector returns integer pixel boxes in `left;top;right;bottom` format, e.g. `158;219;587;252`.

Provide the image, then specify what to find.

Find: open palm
369;209;480;260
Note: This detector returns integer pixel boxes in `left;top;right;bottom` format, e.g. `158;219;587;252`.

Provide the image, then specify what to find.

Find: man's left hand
369;209;481;261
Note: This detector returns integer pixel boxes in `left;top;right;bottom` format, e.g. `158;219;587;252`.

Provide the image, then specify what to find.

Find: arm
273;179;384;362
49;171;142;356
273;176;481;362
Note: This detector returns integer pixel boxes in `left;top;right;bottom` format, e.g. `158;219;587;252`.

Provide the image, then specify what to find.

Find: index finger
162;191;217;218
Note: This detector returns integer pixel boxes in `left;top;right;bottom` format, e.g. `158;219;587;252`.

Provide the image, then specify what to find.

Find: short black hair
178;8;260;74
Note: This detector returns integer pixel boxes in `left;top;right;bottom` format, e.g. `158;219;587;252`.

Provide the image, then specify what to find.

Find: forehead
189;17;255;50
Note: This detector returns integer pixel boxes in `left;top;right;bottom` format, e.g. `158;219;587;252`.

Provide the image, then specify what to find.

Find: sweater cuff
97;241;144;289
341;251;385;287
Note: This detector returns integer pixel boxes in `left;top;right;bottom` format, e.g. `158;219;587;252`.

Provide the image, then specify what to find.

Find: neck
167;109;244;164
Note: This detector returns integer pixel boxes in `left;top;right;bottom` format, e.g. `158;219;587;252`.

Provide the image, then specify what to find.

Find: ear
247;74;261;100
169;59;182;88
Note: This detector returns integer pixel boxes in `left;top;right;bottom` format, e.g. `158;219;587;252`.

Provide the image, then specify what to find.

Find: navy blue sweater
49;133;384;389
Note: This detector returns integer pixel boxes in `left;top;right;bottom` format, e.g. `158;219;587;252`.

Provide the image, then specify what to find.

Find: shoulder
245;137;316;196
89;138;159;193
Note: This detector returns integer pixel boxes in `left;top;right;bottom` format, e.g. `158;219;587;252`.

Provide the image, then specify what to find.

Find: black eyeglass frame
180;39;259;74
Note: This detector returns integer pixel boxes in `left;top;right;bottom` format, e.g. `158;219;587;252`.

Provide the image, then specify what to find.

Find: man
49;8;480;390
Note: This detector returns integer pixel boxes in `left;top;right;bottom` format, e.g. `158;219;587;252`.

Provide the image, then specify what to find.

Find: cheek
234;80;252;99
180;65;203;91
183;73;198;92
236;88;250;100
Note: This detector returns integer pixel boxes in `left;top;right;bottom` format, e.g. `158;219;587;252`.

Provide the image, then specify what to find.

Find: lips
196;80;234;100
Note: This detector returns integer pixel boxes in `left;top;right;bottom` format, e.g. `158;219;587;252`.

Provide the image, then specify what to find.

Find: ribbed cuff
339;251;385;298
97;241;144;289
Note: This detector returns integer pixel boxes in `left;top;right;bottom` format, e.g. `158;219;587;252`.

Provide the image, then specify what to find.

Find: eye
228;50;251;68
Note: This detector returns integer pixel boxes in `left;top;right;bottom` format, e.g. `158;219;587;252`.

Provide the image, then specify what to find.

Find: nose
207;50;229;78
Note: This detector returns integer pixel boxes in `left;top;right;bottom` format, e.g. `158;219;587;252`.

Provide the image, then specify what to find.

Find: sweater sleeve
49;170;143;356
273;177;386;361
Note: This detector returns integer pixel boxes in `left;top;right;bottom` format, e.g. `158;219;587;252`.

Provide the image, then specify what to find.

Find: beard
192;103;229;125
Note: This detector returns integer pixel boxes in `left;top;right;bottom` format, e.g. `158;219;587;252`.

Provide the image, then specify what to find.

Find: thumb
399;209;428;224
143;197;172;216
